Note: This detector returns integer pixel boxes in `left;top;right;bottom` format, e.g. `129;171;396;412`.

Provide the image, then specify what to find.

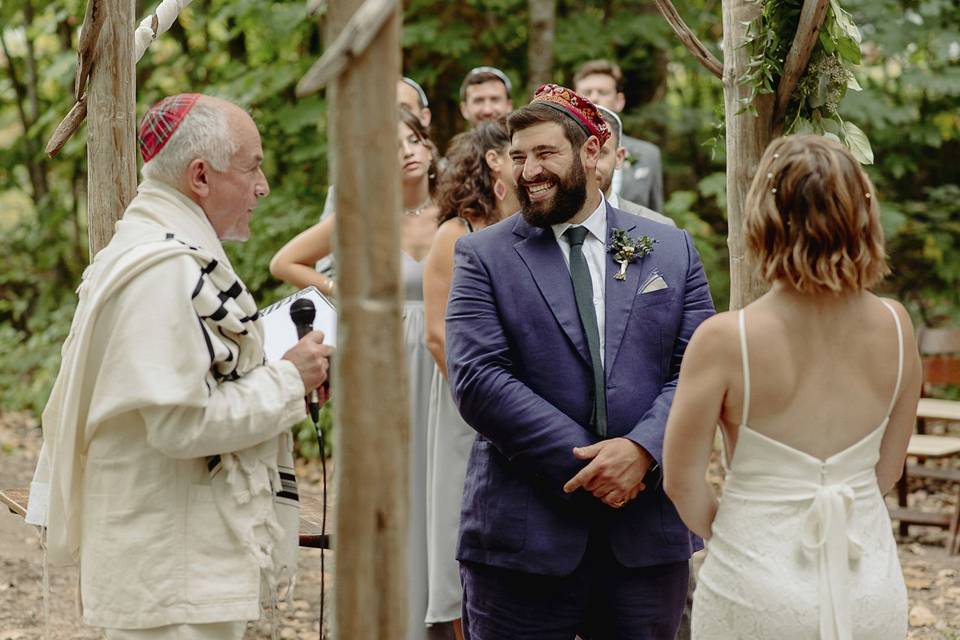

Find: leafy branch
739;0;873;163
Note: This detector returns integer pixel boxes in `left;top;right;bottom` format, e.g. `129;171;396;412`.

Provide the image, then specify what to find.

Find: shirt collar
552;191;608;244
607;192;620;209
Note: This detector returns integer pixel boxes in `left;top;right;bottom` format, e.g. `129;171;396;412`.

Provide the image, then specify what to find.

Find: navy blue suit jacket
445;203;715;576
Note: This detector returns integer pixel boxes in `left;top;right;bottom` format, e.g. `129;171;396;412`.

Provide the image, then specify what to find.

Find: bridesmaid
270;108;439;640
422;118;519;640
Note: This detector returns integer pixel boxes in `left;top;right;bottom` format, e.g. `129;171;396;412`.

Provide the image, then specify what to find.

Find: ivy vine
740;0;874;164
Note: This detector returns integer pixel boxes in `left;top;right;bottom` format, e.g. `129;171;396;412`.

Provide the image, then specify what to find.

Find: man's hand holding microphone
283;298;334;419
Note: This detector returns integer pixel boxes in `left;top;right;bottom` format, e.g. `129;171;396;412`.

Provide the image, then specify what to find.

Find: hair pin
771;188;777;194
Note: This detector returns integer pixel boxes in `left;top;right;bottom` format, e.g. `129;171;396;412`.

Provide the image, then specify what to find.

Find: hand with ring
609;496;627;508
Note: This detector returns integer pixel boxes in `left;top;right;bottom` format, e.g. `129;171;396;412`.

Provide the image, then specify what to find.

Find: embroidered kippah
138;93;201;163
531;83;610;147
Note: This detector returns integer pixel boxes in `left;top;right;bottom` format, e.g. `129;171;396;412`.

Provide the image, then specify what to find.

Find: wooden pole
86;0;137;256
527;0;556;94
721;0;772;310
327;0;408;637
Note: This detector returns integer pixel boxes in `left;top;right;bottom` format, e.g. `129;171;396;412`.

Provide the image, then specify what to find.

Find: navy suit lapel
513;217;592;369
604;203;646;378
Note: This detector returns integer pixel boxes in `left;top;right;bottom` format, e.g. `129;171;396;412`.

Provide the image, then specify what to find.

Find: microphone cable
312;408;328;640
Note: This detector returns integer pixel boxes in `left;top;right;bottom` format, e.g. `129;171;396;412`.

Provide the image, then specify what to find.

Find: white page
261;286;337;362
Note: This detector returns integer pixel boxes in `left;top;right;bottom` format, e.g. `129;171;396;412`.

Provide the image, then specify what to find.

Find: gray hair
141;99;239;184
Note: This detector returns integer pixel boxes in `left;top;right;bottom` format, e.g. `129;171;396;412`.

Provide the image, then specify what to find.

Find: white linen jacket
32;181;307;629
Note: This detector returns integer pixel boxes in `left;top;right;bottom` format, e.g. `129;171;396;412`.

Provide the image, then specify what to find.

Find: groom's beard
517;155;588;229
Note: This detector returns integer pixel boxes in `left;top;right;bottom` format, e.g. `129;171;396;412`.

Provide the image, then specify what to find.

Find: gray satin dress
401;252;436;640
424;219;476;624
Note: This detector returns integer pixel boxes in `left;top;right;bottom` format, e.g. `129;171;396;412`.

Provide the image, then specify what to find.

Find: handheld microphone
290;298;321;424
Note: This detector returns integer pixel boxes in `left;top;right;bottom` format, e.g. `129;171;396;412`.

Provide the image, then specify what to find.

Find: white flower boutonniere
608;228;656;281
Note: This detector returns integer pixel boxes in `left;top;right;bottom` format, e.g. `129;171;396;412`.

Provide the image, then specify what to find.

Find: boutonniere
608;228;656;281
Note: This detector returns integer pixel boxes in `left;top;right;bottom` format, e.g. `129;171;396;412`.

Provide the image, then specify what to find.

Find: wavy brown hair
435;117;510;227
745;134;889;294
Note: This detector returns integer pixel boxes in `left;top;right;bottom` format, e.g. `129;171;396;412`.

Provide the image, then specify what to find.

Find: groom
445;84;715;639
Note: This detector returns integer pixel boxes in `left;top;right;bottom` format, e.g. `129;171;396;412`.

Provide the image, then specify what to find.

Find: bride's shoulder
688;311;741;354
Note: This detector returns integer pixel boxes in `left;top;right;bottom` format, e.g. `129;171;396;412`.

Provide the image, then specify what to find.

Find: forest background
1;0;958;454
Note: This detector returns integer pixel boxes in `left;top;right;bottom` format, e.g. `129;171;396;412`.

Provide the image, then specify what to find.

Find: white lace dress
692;304;908;640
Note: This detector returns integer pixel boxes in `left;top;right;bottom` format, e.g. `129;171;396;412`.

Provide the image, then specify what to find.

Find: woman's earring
494;178;507;201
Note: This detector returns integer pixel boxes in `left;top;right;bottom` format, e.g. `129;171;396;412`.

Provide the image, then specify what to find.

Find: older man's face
204;107;269;242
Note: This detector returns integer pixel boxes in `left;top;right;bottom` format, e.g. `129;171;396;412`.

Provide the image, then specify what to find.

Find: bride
663;134;921;640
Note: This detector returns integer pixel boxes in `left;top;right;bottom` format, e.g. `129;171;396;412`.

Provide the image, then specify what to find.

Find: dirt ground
2;410;959;639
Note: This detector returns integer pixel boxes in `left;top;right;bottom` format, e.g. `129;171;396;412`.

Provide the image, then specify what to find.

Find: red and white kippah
531;83;610;147
138;93;201;163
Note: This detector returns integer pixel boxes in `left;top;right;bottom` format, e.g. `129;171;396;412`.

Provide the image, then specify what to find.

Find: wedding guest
595;105;674;226
399;76;433;129
270;108;439;640
316;76;434;272
459;66;513;128
573;59;664;212
663;134;921;639
422;118;519;640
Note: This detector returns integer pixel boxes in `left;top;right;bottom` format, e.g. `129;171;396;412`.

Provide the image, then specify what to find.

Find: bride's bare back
720;286;914;463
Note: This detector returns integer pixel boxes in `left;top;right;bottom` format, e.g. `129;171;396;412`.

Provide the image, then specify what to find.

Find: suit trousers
460;527;688;640
104;622;246;640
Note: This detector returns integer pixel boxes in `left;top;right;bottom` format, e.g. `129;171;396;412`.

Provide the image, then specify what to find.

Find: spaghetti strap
880;299;904;417
738;309;751;426
460;217;475;234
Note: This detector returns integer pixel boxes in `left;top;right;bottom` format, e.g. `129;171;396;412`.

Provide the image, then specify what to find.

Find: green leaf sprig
608;229;656;281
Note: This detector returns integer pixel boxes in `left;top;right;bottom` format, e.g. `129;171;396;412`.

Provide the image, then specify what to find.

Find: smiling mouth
525;182;555;201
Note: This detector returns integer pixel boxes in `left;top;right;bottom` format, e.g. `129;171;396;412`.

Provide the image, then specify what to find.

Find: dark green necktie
564;226;607;437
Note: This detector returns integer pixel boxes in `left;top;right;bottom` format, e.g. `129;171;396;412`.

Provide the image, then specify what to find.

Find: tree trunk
326;1;408;638
86;0;137;256
527;0;556;93
721;0;772;310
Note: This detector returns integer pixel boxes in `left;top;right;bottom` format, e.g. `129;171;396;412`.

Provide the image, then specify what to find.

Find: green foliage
294;402;334;459
741;0;874;163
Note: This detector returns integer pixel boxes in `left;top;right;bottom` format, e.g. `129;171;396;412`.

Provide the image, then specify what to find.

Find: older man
459;66;513;128
27;94;332;640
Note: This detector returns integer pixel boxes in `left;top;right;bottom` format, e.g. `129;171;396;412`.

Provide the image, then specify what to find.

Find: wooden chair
890;325;960;553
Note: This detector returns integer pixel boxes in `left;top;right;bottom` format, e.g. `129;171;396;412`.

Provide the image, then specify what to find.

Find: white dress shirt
552;193;608;365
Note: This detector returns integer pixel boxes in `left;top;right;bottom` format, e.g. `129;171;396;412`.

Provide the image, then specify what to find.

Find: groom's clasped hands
562;438;653;509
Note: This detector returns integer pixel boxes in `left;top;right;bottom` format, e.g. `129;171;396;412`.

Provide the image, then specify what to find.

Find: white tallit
30;179;301;599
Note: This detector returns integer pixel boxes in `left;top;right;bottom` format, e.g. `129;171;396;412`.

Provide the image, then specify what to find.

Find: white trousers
104;622;246;640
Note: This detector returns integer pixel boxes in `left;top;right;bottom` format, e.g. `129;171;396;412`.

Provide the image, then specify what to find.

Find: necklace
403;198;432;217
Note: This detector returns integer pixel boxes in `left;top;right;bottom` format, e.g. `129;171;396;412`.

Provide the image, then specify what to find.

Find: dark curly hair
435;117;511;227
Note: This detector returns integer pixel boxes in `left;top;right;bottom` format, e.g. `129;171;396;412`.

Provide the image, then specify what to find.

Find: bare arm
423;219;467;375
663;314;735;539
269;214;337;295
876;300;922;494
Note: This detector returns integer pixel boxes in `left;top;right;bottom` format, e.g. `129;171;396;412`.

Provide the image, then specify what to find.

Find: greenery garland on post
740;0;873;163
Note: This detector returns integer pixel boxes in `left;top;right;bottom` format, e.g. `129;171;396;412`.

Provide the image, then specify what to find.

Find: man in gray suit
595;105;674;227
574;59;664;213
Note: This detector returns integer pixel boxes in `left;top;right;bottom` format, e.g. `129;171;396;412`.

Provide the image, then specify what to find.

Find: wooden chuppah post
86;0;137;255
299;0;408;636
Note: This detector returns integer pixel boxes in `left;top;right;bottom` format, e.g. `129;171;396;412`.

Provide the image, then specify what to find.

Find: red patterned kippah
531;84;610;147
138;93;201;163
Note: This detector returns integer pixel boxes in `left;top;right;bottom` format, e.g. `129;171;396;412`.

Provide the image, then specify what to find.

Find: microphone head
290;297;317;328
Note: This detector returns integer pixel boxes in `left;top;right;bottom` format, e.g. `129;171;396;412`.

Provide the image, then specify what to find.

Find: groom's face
511;122;588;228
